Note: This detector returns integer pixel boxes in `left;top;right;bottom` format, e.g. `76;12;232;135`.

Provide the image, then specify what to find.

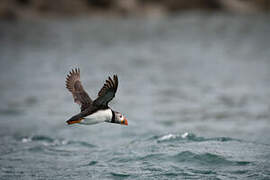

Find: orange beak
66;118;83;125
122;117;128;126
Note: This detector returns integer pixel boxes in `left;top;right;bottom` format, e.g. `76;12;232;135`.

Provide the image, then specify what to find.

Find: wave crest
171;151;250;166
156;132;238;143
21;135;95;147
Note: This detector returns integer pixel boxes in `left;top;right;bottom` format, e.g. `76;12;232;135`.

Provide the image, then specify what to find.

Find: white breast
80;109;112;125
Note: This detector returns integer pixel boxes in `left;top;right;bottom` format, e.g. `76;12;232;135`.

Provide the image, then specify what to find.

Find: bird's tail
66;114;83;125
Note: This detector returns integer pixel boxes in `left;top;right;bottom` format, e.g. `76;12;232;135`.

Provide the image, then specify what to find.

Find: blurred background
0;0;270;179
0;0;270;19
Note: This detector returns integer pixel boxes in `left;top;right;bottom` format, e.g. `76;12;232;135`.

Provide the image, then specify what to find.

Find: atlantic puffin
65;68;128;126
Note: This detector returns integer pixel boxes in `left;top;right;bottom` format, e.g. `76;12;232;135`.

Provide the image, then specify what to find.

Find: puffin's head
114;111;128;126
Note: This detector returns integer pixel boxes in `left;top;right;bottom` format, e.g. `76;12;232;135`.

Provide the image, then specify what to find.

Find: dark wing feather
93;75;118;107
65;68;92;111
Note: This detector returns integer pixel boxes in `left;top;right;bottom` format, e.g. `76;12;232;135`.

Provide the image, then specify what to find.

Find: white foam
158;134;176;141
158;132;189;142
22;138;32;143
181;132;189;138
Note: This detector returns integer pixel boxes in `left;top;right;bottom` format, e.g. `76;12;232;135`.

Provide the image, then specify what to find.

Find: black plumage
65;68;119;124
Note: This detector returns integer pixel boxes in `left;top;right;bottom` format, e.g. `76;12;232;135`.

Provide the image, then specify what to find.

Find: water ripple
87;161;98;166
171;151;250;166
156;132;240;143
110;172;130;178
21;135;95;148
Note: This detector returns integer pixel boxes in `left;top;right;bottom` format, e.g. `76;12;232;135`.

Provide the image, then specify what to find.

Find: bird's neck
111;110;115;123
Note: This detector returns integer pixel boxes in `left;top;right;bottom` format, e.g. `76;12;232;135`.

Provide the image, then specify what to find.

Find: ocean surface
0;12;270;179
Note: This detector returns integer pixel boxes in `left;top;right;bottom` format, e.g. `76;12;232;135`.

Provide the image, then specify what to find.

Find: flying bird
65;68;128;126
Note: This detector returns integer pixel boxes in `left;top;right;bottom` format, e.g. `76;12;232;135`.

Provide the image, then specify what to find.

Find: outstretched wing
65;68;92;111
93;75;118;107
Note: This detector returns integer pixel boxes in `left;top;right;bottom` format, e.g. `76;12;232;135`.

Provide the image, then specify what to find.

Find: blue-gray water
0;12;270;179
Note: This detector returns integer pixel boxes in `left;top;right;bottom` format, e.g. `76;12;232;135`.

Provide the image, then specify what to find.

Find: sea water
0;12;270;179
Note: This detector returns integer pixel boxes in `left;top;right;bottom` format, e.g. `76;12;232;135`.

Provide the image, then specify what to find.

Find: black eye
120;115;122;118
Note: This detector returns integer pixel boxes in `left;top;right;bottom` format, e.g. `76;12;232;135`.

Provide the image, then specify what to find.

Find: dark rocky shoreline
0;0;269;20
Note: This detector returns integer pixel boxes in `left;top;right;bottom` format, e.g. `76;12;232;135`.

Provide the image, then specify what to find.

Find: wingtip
65;67;81;91
69;68;80;74
75;68;80;74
